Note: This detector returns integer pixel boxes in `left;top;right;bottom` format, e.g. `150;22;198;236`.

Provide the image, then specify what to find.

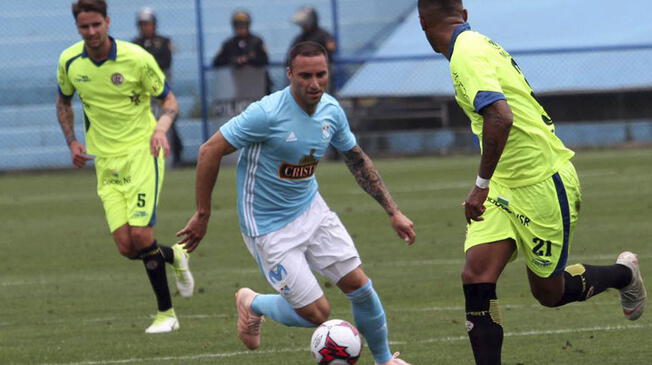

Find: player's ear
286;66;293;80
462;9;468;22
105;15;111;28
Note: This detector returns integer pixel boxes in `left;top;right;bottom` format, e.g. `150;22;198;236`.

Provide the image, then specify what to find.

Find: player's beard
85;34;106;50
305;89;323;105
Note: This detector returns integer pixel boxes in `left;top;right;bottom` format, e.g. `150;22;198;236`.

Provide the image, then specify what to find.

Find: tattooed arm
342;145;416;244
56;95;92;168
56;95;76;146
343;145;398;215
150;91;179;157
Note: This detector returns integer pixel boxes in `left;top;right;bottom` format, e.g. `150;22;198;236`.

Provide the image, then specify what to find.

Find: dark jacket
290;27;335;61
212;34;269;68
132;35;172;72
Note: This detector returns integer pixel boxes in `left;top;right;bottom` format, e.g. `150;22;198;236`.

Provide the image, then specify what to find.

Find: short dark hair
72;0;107;21
287;41;328;68
418;0;463;13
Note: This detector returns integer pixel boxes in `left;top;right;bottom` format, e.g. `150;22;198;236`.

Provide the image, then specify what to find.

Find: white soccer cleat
235;287;264;350
145;309;179;334
376;352;412;365
172;244;194;298
616;251;647;320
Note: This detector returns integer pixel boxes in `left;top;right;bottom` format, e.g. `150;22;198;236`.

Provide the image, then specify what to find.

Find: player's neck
85;38;112;63
290;88;318;115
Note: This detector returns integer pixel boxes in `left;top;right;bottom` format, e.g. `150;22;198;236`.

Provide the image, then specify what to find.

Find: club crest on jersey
111;73;124;86
278;149;319;180
321;121;332;140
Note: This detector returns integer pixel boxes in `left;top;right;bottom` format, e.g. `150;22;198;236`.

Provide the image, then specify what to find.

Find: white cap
137;7;156;24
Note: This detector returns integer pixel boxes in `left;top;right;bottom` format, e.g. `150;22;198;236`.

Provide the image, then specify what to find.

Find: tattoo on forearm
56;97;76;146
343;146;398;215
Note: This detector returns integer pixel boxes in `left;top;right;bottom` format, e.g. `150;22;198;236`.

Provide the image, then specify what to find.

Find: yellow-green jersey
449;24;574;187
57;37;169;157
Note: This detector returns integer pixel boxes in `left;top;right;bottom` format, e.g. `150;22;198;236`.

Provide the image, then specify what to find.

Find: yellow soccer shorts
95;147;165;233
464;160;581;278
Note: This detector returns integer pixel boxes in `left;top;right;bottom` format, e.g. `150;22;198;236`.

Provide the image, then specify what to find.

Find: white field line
43;323;652;365
389;323;651;345
2;254;651;288
0;301;618;328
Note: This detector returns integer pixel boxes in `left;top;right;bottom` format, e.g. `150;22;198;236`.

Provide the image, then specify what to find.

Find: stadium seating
0;0;415;169
340;1;652;97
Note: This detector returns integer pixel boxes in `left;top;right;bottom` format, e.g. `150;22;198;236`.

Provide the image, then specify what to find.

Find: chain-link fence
2;1;651;170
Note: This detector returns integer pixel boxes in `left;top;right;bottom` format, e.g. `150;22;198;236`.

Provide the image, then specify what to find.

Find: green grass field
1;148;651;365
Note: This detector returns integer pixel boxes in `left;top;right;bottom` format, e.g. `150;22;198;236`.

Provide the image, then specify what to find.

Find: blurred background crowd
1;0;651;170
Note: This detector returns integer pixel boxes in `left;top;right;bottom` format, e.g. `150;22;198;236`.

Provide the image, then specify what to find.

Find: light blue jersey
220;87;357;237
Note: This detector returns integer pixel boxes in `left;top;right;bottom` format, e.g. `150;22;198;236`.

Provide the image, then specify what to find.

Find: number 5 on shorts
137;193;146;208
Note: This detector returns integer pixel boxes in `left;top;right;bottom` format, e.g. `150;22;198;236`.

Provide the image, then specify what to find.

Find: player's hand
175;211;209;253
150;129;170;158
464;186;489;224
69;140;93;168
389;211;416;245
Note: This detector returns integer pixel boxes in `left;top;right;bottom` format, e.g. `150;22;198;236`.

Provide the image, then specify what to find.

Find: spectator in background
212;10;270;95
290;6;337;90
133;7;183;167
290;7;336;61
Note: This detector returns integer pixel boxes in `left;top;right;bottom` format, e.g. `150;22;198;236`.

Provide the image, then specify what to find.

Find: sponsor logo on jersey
74;75;91;83
278;149;319;180
132;211;148;218
111;73;124;86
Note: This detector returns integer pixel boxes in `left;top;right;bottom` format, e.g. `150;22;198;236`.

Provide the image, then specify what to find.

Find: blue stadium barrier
2;120;650;170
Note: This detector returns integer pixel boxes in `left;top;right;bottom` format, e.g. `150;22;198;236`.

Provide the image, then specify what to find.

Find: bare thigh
462;239;516;284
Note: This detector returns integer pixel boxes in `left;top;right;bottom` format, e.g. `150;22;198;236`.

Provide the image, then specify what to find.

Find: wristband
475;176;490;189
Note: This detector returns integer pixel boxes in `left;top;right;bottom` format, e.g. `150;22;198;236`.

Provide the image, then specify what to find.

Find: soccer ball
310;319;363;364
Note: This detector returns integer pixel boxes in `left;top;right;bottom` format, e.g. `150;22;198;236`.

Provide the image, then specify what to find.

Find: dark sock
159;244;174;265
139;241;172;311
463;283;503;365
555;263;632;306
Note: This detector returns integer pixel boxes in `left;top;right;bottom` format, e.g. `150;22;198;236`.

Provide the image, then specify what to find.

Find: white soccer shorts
242;193;361;308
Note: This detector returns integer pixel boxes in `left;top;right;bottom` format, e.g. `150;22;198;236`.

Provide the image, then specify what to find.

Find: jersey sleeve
220;102;270;149
56;54;75;99
140;51;169;99
451;43;506;113
330;106;357;152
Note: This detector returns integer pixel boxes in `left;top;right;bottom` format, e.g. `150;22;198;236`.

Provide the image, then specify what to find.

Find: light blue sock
346;280;392;364
251;294;314;327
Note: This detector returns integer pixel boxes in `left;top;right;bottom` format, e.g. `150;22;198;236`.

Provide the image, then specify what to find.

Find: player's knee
129;229;152;248
309;308;330;325
461;267;493;284
301;304;331;325
116;243;138;259
531;288;562;307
